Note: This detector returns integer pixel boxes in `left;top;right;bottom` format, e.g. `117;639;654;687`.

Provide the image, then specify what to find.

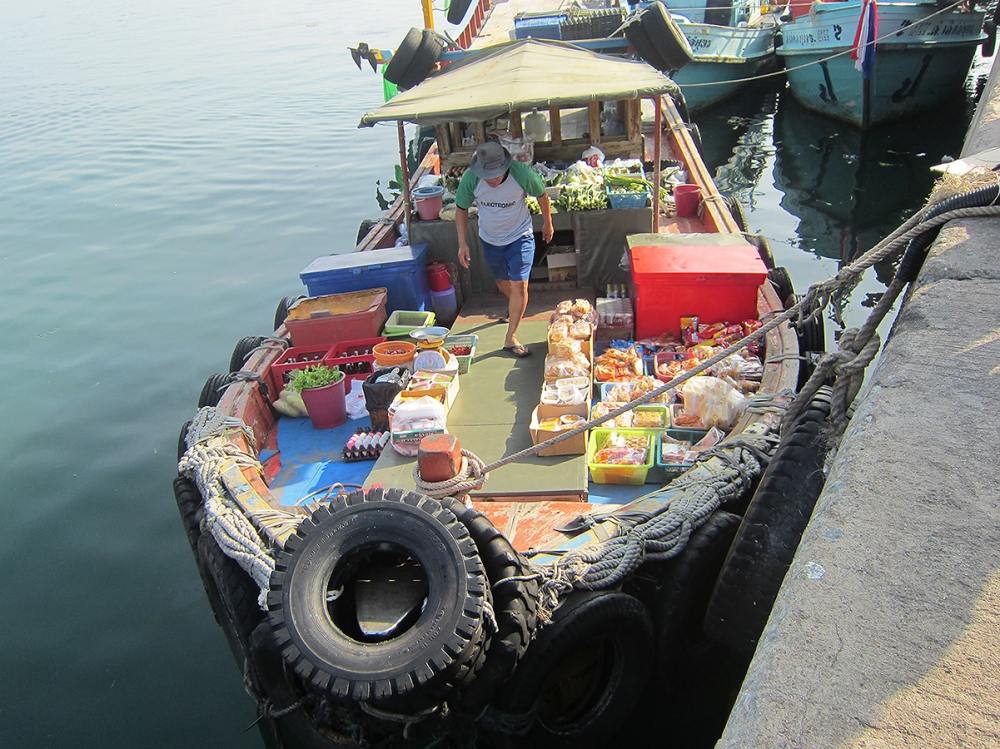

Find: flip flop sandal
504;344;531;358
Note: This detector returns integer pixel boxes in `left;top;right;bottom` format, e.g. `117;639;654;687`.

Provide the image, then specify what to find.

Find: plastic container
283;289;388;347
443;334;478;374
430;287;458;326
413;185;445;221
383;310;436;338
673;184;702;217
426;262;452;292
268;344;333;400
626;235;768;339
588;428;654;485
373;341;417;368
651;428;708;484
300;377;347;429
323;336;386;383
299;244;430;314
606;185;650;210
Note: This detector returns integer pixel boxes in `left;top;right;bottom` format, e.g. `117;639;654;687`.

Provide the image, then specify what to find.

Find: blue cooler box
300;244;430;313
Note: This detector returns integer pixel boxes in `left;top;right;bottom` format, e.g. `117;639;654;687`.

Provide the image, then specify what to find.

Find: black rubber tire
267;488;488;705
768;266;794;305
984;20;998;58
786;293;826;355
703;388;833;655
640;3;694;71
395;30;447;90
274;295;304;333
447;0;474;26
624;15;663;71
172;476;203;553
748;233;776;270
229;335;266;373
198;372;233;408
197;532;266;676
383;28;422;87
439;498;540;712
177;419;192;463
494;591;653;748
356;218;379;246
687;122;703;154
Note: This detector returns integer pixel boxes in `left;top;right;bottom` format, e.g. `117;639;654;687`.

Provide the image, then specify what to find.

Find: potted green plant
289;365;346;429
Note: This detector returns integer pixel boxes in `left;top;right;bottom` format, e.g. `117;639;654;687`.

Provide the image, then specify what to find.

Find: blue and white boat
777;0;986;127
630;0;780;111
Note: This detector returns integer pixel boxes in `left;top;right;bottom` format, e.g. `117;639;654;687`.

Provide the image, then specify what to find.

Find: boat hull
674;21;777;111
777;3;984;127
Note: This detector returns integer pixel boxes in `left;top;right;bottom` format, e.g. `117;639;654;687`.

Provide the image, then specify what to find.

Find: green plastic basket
588;428;653;485
383;310;436;339
444;334;478;374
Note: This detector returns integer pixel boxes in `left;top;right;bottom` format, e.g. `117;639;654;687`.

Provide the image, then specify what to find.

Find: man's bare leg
505;280;529;348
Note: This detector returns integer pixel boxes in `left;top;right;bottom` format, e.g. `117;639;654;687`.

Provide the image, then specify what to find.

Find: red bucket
300;377;347;429
426;262;452;292
673;184;702;218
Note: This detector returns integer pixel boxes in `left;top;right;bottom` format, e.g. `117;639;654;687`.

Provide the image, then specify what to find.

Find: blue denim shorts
480;233;535;282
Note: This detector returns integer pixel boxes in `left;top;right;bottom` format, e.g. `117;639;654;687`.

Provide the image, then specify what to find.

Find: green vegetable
288;364;343;392
526;196;541;214
556;183;608;212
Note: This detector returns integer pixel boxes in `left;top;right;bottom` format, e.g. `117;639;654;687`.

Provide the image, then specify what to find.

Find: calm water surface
0;1;991;745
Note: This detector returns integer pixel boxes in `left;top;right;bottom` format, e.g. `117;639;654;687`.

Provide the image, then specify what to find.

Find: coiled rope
178;407;302;607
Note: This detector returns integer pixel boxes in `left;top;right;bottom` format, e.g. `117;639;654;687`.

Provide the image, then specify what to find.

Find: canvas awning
359;39;679;127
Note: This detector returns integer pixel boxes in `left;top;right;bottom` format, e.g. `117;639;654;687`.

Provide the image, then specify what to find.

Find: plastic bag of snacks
544;351;591;380
388;396;447;456
606;376;673;404
591;401;633;428
594;431;649;465
680;376;747;430
594;347;644;382
553;298;599;326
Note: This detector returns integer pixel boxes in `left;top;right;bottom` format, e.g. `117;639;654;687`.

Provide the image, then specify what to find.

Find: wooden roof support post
588;101;601;145
398;120;412;242
549;107;562;146
652;96;662;233
510;110;523;139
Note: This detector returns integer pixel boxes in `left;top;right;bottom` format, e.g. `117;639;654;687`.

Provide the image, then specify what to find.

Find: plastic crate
284;289;388;347
606;186;650;210
443;334;478;374
669;404;711;433
650;428;709;484
323;336;387;383
268;344;333;400
588;428;654;485
383;310;436;339
299;244;430;314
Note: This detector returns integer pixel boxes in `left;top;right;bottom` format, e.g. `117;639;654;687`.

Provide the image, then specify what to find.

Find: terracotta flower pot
300;376;346;429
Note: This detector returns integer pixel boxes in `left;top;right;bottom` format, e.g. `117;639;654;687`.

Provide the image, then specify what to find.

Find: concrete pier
717;64;1000;747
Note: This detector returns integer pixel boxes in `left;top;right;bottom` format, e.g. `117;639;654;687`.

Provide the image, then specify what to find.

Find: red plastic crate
268;344;333;400
627;238;767;339
323;337;386;383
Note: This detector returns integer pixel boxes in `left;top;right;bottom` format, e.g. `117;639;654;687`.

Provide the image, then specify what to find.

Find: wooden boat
777;0;987;127
173;6;808;748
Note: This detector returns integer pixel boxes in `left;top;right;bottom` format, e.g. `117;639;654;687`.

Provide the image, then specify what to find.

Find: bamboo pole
398;121;412;242
421;0;434;30
652;96;662;233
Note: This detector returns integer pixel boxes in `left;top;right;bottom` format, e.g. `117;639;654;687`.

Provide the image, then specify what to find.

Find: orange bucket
373;341;416;368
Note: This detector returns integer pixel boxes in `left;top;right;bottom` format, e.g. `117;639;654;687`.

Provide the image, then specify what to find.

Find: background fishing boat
777;0;987;127
648;0;781;111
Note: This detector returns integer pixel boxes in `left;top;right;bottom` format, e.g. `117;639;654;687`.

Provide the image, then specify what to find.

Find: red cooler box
626;234;767;339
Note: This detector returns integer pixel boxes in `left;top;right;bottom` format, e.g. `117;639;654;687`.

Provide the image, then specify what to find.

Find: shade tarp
359;39;678;127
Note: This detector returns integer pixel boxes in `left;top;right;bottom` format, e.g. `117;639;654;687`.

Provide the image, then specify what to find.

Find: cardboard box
546;250;578;283
529;401;589;457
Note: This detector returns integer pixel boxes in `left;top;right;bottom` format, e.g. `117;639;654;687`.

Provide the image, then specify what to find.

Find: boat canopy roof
359;39;679;127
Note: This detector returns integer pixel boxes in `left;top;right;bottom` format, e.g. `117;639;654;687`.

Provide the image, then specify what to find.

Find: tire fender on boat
230;335;266;373
446;0;474;26
198;372;235;408
266;488;490;707
490;591;653;748
273;295;304;333
702;387;834;655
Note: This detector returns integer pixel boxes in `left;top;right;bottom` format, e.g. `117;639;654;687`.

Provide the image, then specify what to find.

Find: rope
679;0;975;89
413;449;488;499
178;406;303;608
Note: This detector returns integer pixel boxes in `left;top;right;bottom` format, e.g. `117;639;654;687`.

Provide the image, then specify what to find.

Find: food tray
587;428;653;485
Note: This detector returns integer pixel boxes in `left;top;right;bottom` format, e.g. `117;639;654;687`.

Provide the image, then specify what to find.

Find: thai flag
851;0;879;79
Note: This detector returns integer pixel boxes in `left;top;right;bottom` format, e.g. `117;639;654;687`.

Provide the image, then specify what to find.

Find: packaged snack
570;320;593;340
544;352;591;380
632;408;666;429
594;432;649;465
680;376;747;430
591;401;633;428
594;346;644;382
548;321;570;344
680;315;700;345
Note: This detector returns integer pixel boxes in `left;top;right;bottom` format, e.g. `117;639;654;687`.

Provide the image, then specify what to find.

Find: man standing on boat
455;141;553;358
